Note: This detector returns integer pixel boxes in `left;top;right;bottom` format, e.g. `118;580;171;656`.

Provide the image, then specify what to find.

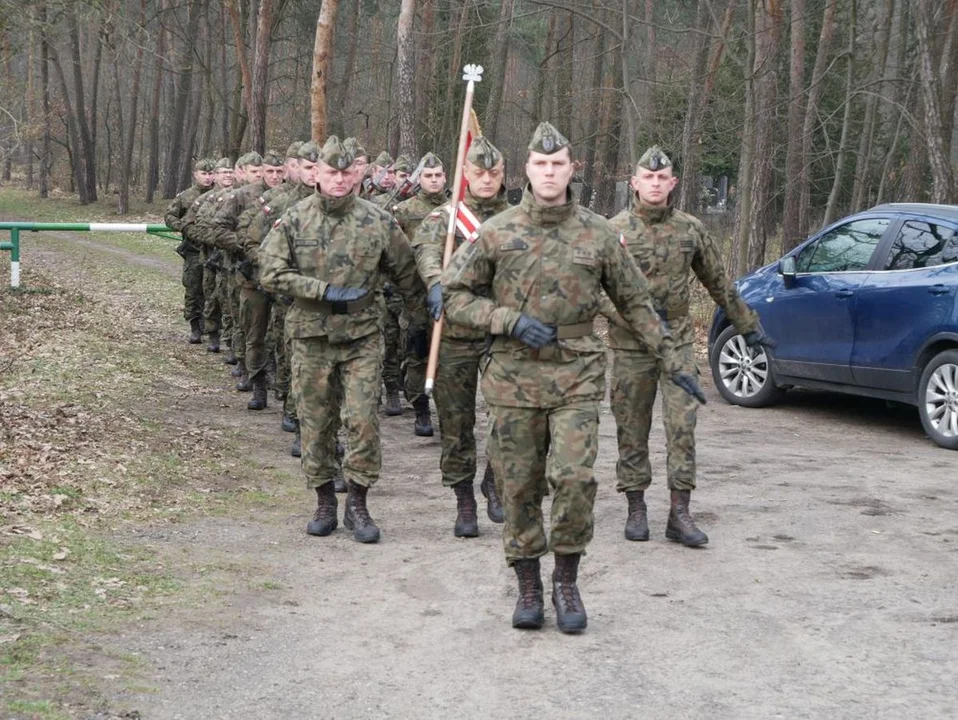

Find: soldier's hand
510;314;557;349
742;326;776;351
406;326;429;359
671;372;707;405
322;285;368;313
426;283;443;321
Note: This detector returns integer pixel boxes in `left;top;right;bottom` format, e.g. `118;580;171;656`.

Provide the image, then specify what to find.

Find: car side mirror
779;256;797;286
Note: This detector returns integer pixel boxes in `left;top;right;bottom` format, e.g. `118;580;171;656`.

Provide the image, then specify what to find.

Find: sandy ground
18;235;958;719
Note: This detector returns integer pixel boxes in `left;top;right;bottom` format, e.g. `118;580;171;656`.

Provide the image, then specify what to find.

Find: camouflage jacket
203;180;269;257
259;193;427;344
164;183;209;246
249;182;313;261
181;187;230;251
602;199;758;350
442;187;676;408
392;189;449;242
412;188;510;342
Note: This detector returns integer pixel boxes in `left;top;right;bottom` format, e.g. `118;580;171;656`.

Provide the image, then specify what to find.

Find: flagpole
425;64;483;397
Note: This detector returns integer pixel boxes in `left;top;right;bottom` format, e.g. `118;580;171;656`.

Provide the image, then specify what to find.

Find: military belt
321;292;375;315
556;321;594;339
656;306;689;322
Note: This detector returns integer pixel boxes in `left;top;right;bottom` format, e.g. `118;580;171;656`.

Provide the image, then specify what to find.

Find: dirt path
18;235;958;718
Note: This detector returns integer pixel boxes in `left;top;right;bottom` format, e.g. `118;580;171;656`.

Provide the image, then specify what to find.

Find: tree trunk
68;8;97;201
823;0;857;227
581;1;608;209
915;0;955;203
163;0;200;198
732;0;756;277
333;0;360;138
620;1;637;168
49;48;88;204
119;0;145;214
39;3;51;198
676;0;713;214
310;0;340;142
88;17;107;196
439;0;470;157
555;10;574;136
482;0;515;142
26;23;35;189
396;0;417;158
533;10;556;122
414;0;437;146
781;0;806;252
249;0;275;154
595;7;624;217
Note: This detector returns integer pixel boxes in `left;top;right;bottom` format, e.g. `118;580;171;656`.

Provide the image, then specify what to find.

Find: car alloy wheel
718;333;769;399
924;361;958;438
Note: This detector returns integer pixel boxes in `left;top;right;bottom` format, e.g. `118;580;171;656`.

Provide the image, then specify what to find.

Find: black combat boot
512;559;544;630
479;461;504;524
281;412;297;433
334;441;346;492
231;358;245;377
413;397;434;437
666;489;709;547
290;429;301;458
343;481;381;543
624;490;649;541
234;361;252;392
384;388;403;416
207;331;220;354
306;482;337;536
247;373;268;410
552;553;587;633
189;317;202;344
224;351;237;365
452;482;479;538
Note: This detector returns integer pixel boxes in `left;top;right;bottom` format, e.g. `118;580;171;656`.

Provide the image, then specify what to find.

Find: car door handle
929;284;949;296
835;289;854;299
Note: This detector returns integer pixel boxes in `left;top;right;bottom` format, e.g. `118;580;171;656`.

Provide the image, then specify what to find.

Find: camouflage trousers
271;301;295;417
381;294;404;393
225;268;245;360
434;338;485;487
610;341;698;493
201;250;223;335
487;400;600;565
240;284;272;379
181;250;204;322
291;333;382;489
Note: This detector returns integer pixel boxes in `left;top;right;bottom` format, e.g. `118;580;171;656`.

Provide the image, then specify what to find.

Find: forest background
0;0;956;275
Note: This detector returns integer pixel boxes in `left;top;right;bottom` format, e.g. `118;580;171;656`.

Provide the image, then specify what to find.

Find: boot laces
516;564;542;606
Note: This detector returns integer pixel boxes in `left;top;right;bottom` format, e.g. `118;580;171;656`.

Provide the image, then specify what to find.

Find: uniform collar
465;186;509;215
317;192;355;216
631;194;673;224
520;184;575;225
420;188;449;206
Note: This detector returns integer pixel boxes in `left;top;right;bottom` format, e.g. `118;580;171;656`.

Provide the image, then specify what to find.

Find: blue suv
707;203;958;450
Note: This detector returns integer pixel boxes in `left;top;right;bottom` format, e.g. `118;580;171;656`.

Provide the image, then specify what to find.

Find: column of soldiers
166;120;771;636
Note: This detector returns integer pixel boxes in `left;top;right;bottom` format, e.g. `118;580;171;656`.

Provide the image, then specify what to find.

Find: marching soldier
603;146;774;546
442;123;705;633
259;136;428;544
164;158;215;344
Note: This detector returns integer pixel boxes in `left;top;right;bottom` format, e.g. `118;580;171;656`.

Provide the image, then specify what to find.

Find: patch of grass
4;699;67;720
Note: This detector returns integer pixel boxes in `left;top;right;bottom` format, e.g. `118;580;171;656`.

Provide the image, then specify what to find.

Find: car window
796;218;890;273
883;220;958;270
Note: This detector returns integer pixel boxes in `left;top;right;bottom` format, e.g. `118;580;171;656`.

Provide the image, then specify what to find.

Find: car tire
917;349;958;450
709;325;785;408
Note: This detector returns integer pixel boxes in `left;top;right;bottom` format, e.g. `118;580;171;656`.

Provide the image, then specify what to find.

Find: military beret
241;151;263;168
344;137;368;160
214;157;233;170
527;121;570;155
194;158;216;172
637;145;672;172
319;135;354;171
285;141;303;158
393;154;415;173
374;151;394;167
466;137;503;170
297;141;321;163
262;150;285;167
421;152;443;169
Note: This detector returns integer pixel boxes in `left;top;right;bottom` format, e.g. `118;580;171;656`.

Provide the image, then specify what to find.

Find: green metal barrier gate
0;222;179;289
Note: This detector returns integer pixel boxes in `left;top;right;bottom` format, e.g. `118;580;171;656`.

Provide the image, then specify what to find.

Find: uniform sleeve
382;220;428;328
258;216;328;300
206;193;243;254
691;224;759;334
601;231;679;373
597;290;630;329
164;195;186;232
442;233;521;336
411;211;447;289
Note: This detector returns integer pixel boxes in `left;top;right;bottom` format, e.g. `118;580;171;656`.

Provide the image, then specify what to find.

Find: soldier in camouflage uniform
412;139;510;537
362;150;394;200
209;150;286;407
259;136;428;544
390;152;448;436
442;123;705;633
602;146;774;547
181;157;235;353
198;152;265;388
165;158;216;343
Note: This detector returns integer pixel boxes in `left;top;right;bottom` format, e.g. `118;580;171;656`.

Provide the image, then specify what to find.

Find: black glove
743;326;777;351
427;283;443;321
174;239;189;259
671;372;707;405
510;314;556;349
323;285;368;314
382;283;395;299
406;326;429;359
